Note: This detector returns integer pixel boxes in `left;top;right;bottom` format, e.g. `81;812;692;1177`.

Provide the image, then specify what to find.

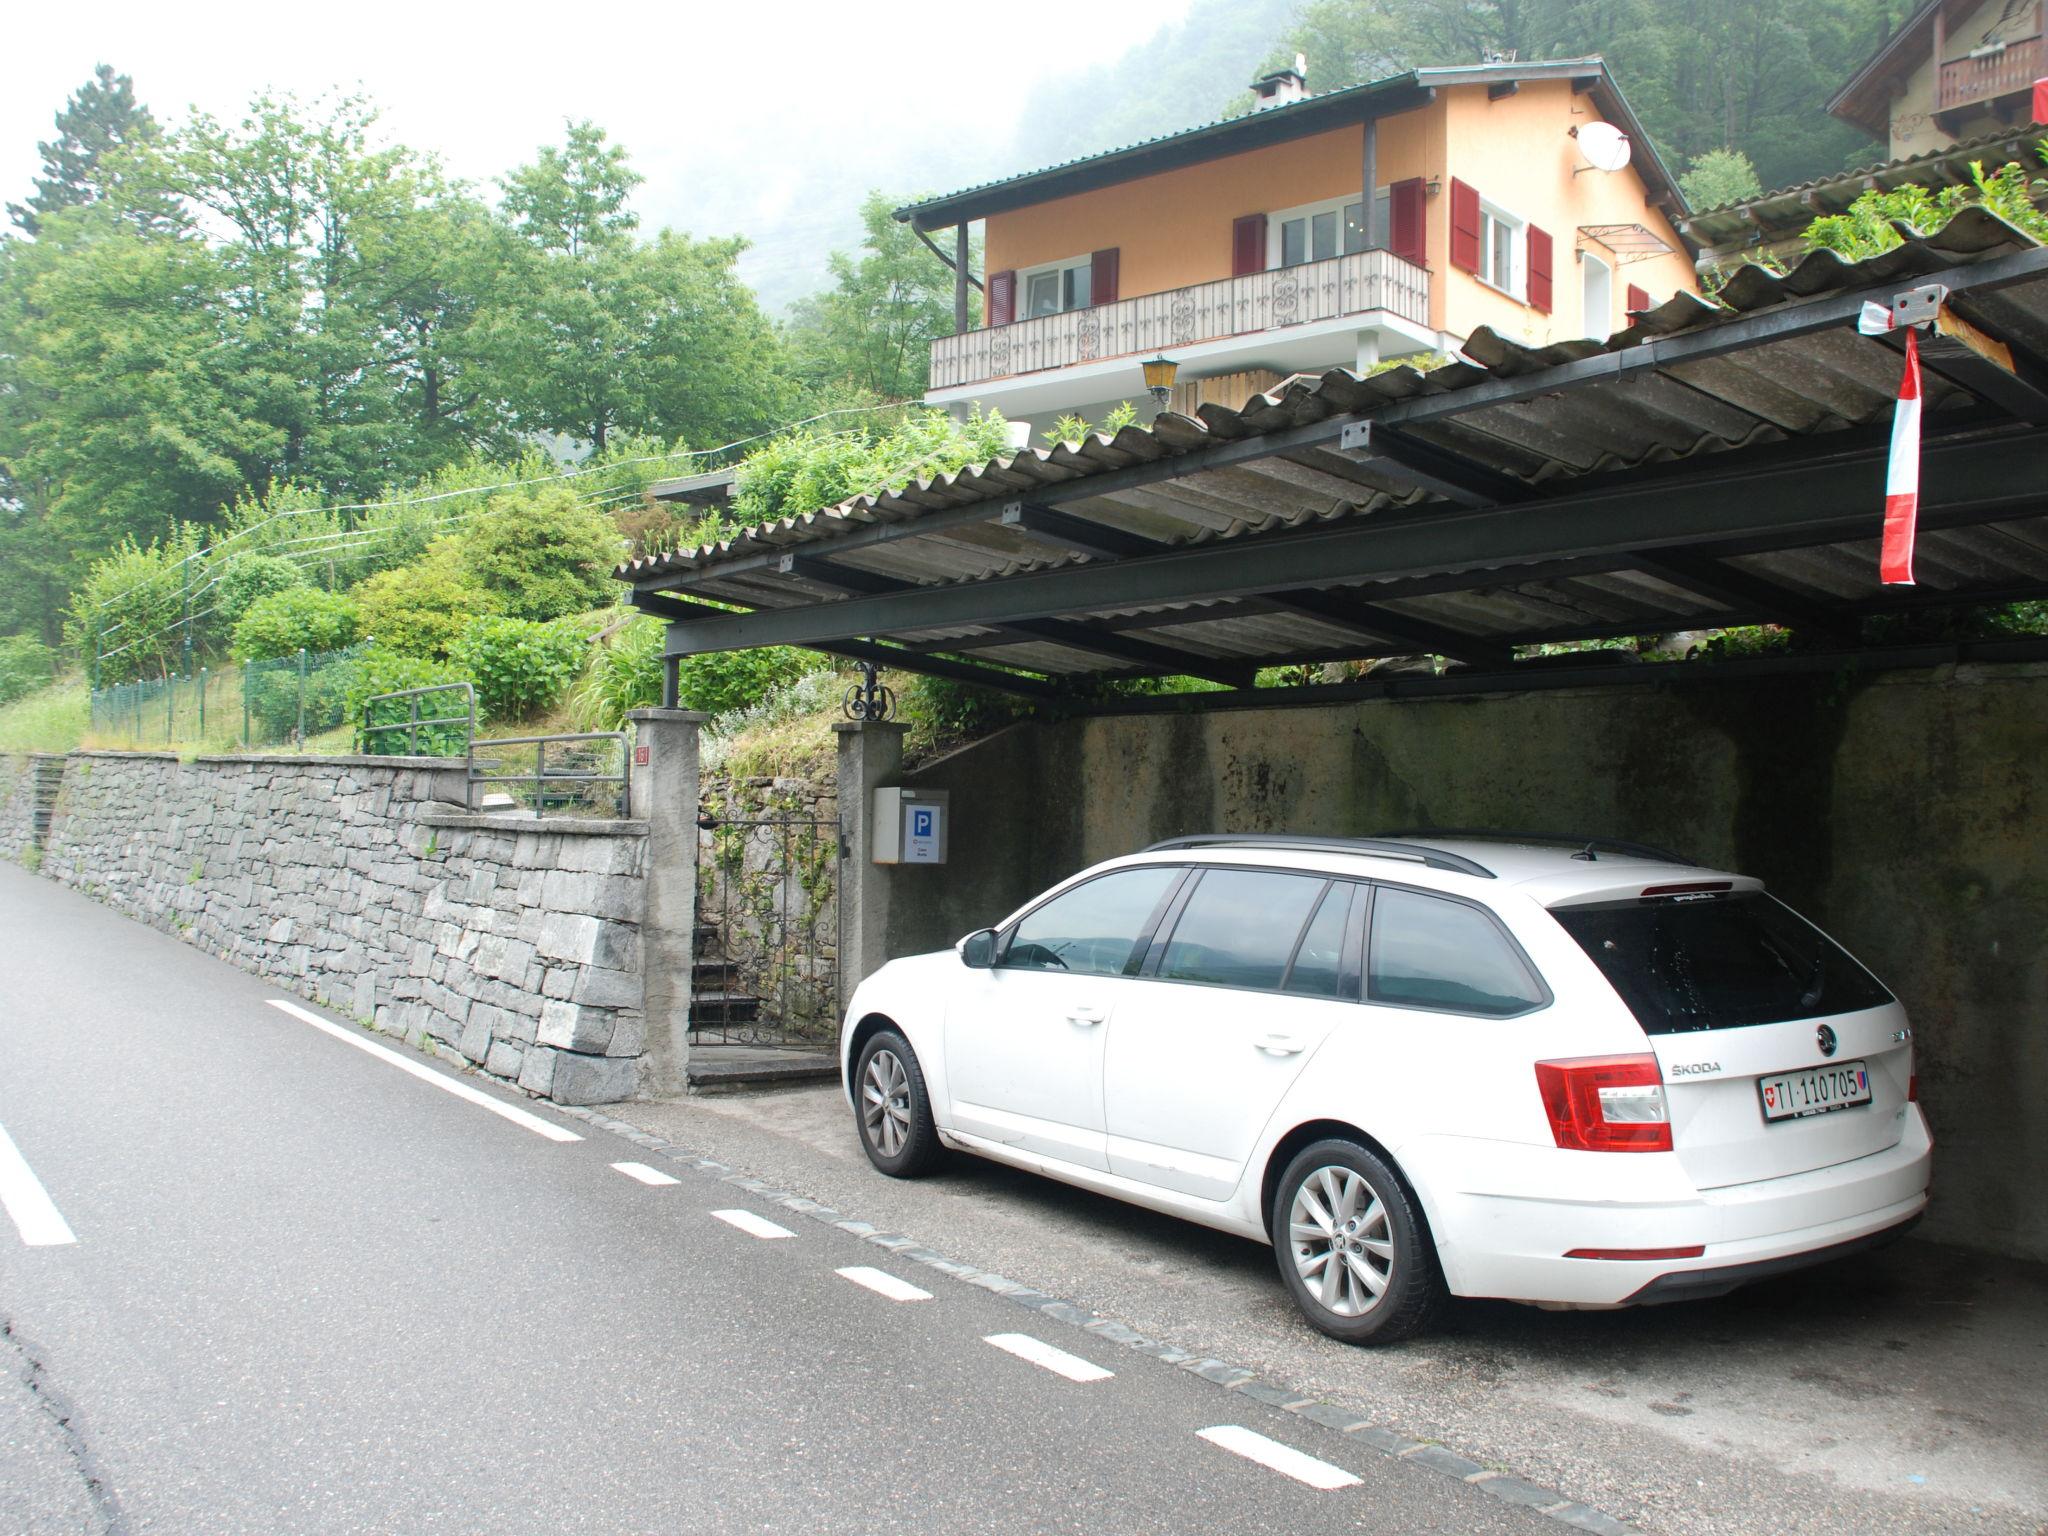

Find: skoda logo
1816;1023;1838;1058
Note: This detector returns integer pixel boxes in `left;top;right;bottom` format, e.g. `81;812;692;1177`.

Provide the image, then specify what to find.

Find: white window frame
1580;249;1613;342
1477;197;1526;301
1266;190;1392;269
1016;254;1094;319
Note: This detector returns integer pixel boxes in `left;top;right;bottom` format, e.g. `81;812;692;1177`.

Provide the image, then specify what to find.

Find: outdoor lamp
1142;355;1179;414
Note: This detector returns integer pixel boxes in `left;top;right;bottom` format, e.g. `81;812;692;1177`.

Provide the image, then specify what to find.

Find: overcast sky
5;0;1192;307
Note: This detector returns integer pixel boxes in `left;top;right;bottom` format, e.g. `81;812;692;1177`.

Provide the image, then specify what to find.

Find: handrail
360;682;477;771
471;730;632;818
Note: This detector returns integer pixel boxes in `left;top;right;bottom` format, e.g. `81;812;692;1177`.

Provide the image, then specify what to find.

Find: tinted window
1003;867;1180;977
1368;886;1546;1016
1158;870;1328;991
1283;883;1355;999
1552;891;1892;1035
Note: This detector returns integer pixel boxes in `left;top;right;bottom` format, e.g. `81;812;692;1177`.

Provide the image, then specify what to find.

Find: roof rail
1140;833;1497;879
1376;829;1699;867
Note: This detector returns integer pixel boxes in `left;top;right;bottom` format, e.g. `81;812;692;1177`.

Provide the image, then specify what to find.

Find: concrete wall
24;751;651;1104
883;662;2048;1262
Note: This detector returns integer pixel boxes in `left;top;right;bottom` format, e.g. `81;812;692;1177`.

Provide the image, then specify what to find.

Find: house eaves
1827;0;1949;138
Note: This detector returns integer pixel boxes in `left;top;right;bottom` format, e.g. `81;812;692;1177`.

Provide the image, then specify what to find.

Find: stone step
692;959;743;988
688;990;763;1025
684;1047;838;1095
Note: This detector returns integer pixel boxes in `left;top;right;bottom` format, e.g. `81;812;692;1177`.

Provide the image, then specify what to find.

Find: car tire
853;1029;944;1178
1270;1138;1445;1345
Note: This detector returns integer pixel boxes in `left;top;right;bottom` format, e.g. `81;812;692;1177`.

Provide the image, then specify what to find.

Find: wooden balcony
929;248;1431;392
1936;35;2044;113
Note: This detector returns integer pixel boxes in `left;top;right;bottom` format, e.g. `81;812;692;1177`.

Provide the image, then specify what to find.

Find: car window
1283;882;1355;999
1551;890;1892;1034
1157;869;1329;991
1003;866;1181;976
1368;886;1546;1017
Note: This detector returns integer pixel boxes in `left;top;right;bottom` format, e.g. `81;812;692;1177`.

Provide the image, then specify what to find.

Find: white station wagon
840;833;1932;1343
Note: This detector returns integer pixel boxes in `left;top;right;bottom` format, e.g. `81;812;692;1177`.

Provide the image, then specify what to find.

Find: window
1551;891;1892;1035
1283;882;1357;999
1156;869;1330;991
1581;250;1613;342
1479;202;1524;298
1269;192;1391;268
1002;866;1180;976
1021;256;1092;318
1368;886;1547;1016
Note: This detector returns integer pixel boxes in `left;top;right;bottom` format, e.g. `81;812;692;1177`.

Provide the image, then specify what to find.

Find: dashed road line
1198;1425;1362;1490
611;1161;679;1186
983;1332;1112;1382
0;1119;75;1247
266;1000;580;1143
835;1266;932;1302
711;1208;795;1240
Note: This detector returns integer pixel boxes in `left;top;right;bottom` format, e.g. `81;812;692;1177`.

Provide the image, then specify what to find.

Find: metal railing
90;643;370;750
359;685;629;817
359;682;477;761
471;731;631;818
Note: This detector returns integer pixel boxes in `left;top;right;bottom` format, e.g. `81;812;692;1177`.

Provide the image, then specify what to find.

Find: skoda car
839;833;1931;1344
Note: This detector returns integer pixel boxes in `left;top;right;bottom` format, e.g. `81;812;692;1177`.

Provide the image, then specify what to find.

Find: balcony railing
1936;35;2043;112
930;248;1431;392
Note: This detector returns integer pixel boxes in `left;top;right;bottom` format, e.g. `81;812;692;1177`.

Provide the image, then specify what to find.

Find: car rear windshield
1551;891;1892;1035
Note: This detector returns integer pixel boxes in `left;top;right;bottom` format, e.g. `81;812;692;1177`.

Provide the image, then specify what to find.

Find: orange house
898;58;1697;426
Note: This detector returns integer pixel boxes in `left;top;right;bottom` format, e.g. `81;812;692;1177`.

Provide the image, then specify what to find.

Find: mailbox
872;787;949;865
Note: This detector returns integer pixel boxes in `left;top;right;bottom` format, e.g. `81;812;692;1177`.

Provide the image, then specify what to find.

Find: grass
0;678;90;753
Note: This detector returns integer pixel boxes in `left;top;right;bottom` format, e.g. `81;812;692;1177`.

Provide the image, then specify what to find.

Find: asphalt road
0;863;1561;1535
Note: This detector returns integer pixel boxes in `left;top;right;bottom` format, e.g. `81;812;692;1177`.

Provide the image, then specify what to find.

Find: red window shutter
1449;179;1482;275
1090;247;1120;306
1232;213;1267;277
988;269;1015;327
1388;178;1427;267
1527;225;1553;313
1626;283;1651;314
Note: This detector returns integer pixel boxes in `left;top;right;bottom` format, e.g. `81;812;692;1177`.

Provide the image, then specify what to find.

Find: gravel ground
616;1082;2048;1536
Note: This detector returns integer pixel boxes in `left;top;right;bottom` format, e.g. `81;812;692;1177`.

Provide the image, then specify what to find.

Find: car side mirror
959;928;998;969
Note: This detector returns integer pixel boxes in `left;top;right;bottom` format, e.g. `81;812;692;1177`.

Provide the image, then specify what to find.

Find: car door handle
1067;1005;1106;1027
1256;1032;1305;1056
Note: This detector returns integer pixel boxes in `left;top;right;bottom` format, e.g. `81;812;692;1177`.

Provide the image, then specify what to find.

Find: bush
448;615;587;721
231;587;362;662
574;616;665;731
343;647;470;755
457;483;622;622
0;637;56;706
678;647;823;716
353;538;498;658
211;554;308;634
902;673;1034;741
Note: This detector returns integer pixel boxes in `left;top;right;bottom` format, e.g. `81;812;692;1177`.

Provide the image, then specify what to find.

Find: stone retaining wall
27;751;650;1103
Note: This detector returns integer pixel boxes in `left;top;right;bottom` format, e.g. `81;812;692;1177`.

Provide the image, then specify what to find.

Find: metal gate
691;812;842;1049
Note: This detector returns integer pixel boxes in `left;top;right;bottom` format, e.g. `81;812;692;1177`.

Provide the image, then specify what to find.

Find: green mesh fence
90;644;371;751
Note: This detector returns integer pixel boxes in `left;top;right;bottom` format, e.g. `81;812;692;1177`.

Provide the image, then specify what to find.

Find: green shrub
0;636;56;706
574;616;665;731
353;538;498;658
902;673;1034;740
212;555;309;634
678;647;823;716
449;615;587;721
457;483;623;622
343;648;470;755
231;587;362;662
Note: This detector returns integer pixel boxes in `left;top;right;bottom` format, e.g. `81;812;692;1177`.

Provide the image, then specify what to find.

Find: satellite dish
1574;121;1633;173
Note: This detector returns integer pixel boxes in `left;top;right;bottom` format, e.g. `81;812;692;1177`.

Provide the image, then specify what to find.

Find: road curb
558;1102;1646;1535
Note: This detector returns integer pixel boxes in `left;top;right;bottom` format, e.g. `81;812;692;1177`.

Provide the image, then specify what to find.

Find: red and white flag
1880;327;1921;586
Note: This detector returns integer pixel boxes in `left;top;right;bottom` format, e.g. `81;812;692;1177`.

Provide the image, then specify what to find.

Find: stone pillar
833;719;908;1005
627;708;708;1097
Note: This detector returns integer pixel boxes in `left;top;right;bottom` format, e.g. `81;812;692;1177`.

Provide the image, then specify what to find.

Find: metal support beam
1630;551;1858;640
652;429;2048;657
998;501;1170;560
1338;420;1532;506
1266;588;1515;667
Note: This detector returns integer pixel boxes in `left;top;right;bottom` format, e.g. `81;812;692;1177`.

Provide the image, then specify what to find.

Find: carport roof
618;210;2048;697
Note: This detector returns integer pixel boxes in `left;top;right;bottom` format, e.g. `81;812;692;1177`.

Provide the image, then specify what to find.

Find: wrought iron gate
691;812;842;1048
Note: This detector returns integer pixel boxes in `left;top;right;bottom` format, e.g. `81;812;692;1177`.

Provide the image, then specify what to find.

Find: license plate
1759;1060;1872;1122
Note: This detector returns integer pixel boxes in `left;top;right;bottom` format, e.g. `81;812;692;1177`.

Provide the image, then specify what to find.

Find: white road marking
0;1120;75;1247
835;1266;932;1302
265;999;581;1143
711;1208;795;1240
611;1162;679;1186
1198;1426;1362;1490
982;1332;1112;1382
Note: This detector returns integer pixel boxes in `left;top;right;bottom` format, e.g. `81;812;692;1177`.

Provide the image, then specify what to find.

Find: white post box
871;787;949;865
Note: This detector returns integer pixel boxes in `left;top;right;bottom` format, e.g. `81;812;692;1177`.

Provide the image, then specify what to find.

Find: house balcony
927;248;1434;412
1935;35;2044;113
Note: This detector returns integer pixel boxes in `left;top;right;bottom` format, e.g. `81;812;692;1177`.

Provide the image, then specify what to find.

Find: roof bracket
1338;420;1530;506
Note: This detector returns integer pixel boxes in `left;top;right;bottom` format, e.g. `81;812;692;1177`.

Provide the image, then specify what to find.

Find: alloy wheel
862;1048;912;1158
1288;1164;1395;1317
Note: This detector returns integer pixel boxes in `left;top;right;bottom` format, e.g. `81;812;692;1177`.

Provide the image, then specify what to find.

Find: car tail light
1565;1245;1704;1260
1638;882;1732;898
1908;1074;1919;1102
1534;1054;1672;1152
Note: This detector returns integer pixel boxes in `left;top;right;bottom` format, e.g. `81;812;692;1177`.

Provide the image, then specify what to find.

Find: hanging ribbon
1880;327;1921;586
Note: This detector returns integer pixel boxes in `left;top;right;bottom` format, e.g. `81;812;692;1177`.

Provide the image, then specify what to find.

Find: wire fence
89;644;372;751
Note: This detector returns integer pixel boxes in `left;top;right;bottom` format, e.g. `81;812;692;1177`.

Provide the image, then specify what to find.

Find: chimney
1251;53;1309;111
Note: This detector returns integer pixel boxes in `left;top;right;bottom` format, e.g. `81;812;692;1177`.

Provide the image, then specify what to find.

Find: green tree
352;538;499;658
499;120;641;258
787;192;968;402
456;483;622;621
66;530;203;684
1679;148;1765;210
230;586;362;661
8;64;171;235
